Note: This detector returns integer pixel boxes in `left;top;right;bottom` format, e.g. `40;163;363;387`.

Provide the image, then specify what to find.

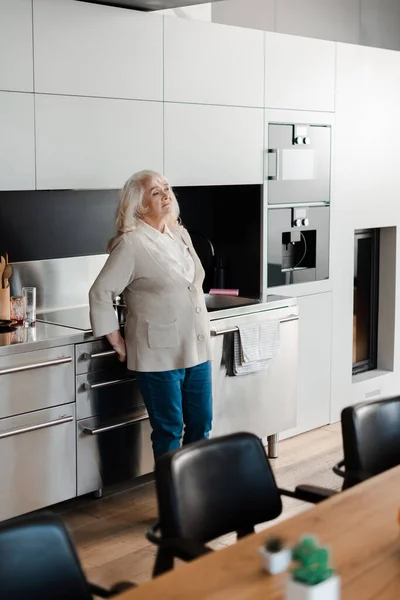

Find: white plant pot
258;546;292;575
286;575;341;600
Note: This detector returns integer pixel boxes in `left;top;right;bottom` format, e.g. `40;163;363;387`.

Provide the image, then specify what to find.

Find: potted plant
286;536;340;600
259;536;292;575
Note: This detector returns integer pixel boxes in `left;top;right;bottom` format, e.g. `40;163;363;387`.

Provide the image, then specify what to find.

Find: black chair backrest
342;396;400;487
0;512;92;600
155;432;282;543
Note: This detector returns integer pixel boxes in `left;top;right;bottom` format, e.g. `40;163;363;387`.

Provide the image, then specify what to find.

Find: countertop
0;295;297;359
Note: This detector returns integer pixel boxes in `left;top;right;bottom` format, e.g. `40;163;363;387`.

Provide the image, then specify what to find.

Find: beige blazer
89;225;212;372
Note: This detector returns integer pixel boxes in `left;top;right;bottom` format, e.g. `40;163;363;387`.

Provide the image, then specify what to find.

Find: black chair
0;512;135;600
146;432;335;576
333;396;400;489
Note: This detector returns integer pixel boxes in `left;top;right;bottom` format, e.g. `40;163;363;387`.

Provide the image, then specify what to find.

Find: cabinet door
164;103;264;186
0;0;33;92
35;95;163;190
265;32;335;112
164;16;264;107
33;0;162;101
0;92;35;190
0;403;76;521
284;292;332;437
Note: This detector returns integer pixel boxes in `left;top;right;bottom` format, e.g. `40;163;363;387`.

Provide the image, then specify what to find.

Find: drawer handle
0;356;72;376
211;315;299;336
81;350;116;360
0;416;74;440
83;376;137;391
82;413;149;435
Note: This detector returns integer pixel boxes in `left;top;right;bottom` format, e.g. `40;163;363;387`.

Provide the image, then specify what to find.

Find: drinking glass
22;287;36;327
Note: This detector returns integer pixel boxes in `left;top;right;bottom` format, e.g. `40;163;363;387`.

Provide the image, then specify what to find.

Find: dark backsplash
0;189;119;262
0;184;262;297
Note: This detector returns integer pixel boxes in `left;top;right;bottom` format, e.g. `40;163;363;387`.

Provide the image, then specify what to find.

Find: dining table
118;465;400;599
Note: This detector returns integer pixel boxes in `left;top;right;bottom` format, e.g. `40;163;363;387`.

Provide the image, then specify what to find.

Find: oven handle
82;413;149;436
82;350;116;360
211;315;299;336
0;356;72;376
83;376;137;391
0;416;74;440
267;148;280;181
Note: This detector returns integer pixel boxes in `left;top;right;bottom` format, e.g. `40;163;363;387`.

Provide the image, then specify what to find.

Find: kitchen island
0;294;298;522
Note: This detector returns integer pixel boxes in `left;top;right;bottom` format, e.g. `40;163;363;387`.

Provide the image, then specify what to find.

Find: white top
140;221;196;283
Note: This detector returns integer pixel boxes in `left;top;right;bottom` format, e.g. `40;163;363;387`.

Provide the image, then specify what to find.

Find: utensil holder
0;287;11;320
286;575;341;600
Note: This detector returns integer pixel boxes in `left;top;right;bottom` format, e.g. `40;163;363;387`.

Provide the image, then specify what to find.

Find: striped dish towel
232;321;280;376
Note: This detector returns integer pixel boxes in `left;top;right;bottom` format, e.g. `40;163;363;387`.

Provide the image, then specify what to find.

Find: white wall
212;0;400;51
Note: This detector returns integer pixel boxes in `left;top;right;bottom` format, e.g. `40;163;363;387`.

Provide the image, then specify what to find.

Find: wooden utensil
0;256;5;289
2;264;12;288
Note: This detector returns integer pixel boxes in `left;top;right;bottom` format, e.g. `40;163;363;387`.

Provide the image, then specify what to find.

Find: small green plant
265;537;284;553
291;537;333;586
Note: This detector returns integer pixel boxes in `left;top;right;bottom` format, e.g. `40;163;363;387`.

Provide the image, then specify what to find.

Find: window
353;229;380;375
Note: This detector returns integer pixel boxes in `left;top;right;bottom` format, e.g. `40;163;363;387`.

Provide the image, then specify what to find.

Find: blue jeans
137;361;213;460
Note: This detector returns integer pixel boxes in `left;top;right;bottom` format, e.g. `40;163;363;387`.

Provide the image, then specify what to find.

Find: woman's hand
106;331;127;363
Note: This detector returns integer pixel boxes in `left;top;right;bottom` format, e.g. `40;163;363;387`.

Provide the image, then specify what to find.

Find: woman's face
142;175;173;221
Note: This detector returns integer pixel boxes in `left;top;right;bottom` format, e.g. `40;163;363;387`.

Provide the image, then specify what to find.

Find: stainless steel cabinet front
76;370;143;420
210;308;299;439
77;409;153;495
0;345;75;419
76;339;121;375
0;403;76;522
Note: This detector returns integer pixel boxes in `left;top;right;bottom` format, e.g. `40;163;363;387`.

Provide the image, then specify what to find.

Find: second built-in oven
75;339;153;497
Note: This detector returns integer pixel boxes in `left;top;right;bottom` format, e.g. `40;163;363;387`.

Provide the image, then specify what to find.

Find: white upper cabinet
265;32;335;112
335;43;400;212
0;92;35;190
0;0;33;92
35;95;163;190
164;103;264;186
33;0;163;100
164;17;264;107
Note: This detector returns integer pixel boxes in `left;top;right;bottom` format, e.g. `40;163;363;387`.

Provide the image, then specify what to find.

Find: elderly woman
89;170;213;459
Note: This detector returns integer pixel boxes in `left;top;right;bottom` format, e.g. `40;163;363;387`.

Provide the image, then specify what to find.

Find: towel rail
210;315;298;337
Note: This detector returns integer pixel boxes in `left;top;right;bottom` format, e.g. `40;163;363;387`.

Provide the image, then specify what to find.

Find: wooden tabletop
119;465;400;600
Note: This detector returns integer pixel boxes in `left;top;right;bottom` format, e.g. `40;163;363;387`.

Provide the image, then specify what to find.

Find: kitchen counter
0;295;297;358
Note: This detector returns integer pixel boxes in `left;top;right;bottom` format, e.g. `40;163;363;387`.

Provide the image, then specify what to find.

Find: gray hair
108;170;180;251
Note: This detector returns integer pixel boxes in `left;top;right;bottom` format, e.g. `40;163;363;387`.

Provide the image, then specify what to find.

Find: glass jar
10;296;25;324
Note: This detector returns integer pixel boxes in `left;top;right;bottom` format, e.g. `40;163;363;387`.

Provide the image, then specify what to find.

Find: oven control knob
302;218;309;227
295;136;303;145
294;219;302;227
303;137;311;145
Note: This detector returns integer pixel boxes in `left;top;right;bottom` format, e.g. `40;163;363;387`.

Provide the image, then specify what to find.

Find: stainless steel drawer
0;403;76;522
0;345;75;419
76;370;143;420
76;339;123;375
77;408;153;495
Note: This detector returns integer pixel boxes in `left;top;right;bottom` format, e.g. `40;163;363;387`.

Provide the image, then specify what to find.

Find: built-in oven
75;339;153;496
267;122;331;205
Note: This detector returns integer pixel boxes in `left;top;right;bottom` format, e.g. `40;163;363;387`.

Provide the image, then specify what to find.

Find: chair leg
152;547;174;578
267;434;279;459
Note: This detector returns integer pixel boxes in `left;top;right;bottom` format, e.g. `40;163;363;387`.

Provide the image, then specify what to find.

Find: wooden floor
50;423;343;588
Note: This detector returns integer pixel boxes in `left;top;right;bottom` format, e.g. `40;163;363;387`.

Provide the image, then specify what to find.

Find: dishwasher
209;300;298;456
